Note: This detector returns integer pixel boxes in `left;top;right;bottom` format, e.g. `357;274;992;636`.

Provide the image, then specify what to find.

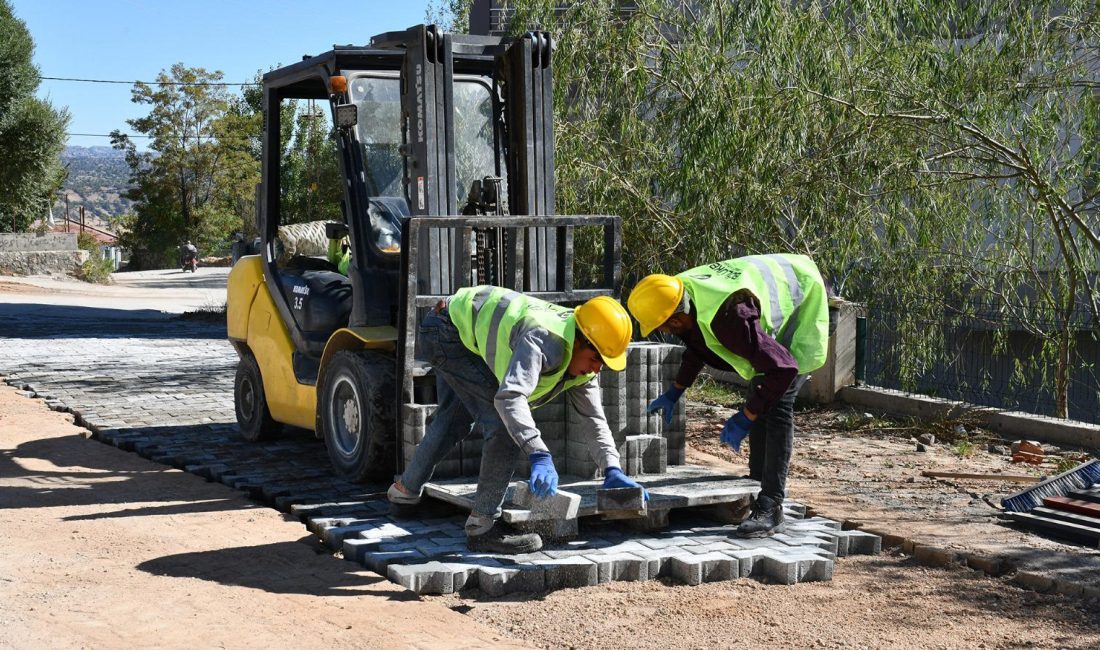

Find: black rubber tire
318;350;397;482
234;352;281;442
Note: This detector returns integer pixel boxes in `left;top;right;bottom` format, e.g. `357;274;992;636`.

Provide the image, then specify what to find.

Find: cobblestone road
1;307;879;595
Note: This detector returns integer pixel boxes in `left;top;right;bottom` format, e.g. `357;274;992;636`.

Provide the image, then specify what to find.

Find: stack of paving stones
2;314;881;597
399;341;686;481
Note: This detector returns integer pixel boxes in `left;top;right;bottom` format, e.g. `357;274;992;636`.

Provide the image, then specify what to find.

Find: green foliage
1055;457;1075;473
74;232;113;284
278;103;342;225
113;64;259;268
952;440;976;458
684;375;745;407
0;0;69;233
78;255;115;285
505;0;1100;418
76;232;99;252
425;0;474;32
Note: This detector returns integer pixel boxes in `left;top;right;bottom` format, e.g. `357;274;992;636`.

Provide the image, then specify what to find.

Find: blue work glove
720;410;754;453
603;467;650;501
528;452;559;499
647;384;685;426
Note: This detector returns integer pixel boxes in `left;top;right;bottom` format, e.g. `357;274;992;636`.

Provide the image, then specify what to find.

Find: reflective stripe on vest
448;285;594;405
677;255;829;380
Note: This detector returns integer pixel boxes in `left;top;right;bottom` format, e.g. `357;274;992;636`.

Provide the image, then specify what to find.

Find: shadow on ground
137;537;416;600
0;303;226;338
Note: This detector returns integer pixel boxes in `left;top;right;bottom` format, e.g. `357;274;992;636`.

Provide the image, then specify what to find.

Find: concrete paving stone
377;538;430;552
839;530;882;555
668;552;738;586
792;533;839;557
515;517;579;542
790;555;835;582
421;542;471;557
726;537;791;551
753;551;801;585
719;549;758;578
627;548;673;578
588;539;651;555
541;548;596;560
597;487;647;517
637;536;698;550
586;552;649;583
533;558;599;589
477;564;546;596
788;516;840;529
387;561;461;595
361;548;427;573
320;522;380;548
510;481;581;521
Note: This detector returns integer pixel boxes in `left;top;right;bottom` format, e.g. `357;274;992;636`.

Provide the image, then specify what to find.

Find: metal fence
861;300;1100;425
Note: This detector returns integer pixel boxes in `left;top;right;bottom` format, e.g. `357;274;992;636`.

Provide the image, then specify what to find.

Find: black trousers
746;374;809;504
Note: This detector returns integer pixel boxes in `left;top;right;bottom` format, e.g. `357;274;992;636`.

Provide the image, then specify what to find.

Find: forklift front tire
234;352;281;442
319;350;396;482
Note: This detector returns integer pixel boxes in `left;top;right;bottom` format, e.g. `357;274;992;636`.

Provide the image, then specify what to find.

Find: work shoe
466;521;543;555
387;480;421;519
735;495;786;538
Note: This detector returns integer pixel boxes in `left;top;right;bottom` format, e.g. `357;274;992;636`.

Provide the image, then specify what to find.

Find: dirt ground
0;383;525;650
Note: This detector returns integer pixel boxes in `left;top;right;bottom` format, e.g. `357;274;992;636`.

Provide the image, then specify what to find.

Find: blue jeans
399;309;525;522
746;374;808;504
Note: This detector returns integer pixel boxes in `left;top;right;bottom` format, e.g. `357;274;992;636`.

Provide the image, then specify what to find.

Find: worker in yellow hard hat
627;255;829;538
388;286;645;554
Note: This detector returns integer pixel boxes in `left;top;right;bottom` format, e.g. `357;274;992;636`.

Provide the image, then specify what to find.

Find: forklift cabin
226;24;621;482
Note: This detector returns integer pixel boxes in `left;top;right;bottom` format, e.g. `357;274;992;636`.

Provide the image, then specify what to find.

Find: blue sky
11;0;438;149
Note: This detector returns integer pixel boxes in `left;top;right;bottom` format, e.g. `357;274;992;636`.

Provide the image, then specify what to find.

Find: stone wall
0;232;79;252
0;232;87;276
0;250;88;276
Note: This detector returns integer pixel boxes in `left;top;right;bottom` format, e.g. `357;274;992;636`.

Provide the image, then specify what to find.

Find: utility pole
65;194;70;233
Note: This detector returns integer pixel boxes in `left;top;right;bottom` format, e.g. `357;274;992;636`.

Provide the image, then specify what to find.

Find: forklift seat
275;267;353;337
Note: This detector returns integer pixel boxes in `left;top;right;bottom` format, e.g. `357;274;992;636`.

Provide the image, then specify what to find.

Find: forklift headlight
335;103;358;128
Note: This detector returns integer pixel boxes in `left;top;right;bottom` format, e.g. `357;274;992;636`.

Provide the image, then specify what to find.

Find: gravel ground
433;553;1100;649
431;392;1100;649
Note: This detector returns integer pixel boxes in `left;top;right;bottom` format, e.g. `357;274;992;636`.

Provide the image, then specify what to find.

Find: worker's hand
602;466;650;501
528;452;559;499
647;384;685;426
719;409;755;453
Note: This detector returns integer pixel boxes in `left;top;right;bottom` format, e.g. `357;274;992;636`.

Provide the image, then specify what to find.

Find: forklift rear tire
319;350;396;482
234;352;281;442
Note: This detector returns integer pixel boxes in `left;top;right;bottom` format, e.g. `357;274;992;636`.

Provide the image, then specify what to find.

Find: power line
41;76;258;87
68;132;152;139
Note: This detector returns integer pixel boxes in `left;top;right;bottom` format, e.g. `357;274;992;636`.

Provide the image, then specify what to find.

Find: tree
0;0;69;233
113;64;253;268
501;0;1099;419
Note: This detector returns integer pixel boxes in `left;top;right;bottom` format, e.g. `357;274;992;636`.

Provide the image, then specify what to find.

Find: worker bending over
388;286;646;554
627;255;828;537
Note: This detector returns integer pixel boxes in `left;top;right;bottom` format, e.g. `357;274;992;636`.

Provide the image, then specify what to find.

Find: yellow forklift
226;25;621;481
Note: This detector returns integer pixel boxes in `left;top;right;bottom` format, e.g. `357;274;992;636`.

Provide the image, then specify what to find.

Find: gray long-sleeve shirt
493;327;621;473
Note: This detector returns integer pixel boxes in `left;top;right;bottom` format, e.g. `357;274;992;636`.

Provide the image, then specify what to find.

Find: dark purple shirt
674;292;799;417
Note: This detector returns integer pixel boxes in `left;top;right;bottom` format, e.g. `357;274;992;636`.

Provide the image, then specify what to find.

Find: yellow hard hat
627;274;684;337
574;295;632;372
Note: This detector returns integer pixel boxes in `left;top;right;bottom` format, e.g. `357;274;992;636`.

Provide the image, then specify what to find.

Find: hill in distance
59;145;133;227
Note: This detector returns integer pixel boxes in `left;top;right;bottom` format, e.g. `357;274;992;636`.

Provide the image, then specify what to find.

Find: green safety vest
678;254;829;381
448;286;595;406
